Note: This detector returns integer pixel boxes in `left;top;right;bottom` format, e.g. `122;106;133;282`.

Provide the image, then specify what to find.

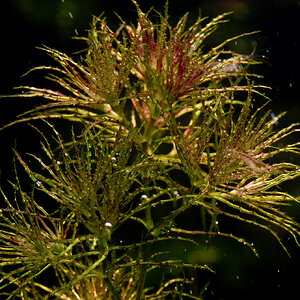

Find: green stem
135;243;151;300
136;199;153;300
104;277;122;300
145;206;153;230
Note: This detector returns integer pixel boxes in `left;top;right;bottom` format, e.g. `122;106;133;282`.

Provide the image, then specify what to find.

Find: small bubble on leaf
105;222;112;228
141;194;148;201
270;112;279;125
173;190;180;197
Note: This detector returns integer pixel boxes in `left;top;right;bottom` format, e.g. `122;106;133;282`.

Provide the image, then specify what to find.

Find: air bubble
173;190;180;197
141;194;148;201
105;222;112;228
56;160;61;165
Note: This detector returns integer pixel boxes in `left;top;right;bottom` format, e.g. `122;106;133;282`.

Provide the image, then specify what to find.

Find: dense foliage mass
0;1;299;298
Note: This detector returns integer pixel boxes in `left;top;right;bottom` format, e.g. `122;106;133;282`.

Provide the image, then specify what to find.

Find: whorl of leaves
0;0;299;298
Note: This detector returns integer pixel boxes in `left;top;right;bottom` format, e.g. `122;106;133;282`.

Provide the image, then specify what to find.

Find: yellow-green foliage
0;1;299;299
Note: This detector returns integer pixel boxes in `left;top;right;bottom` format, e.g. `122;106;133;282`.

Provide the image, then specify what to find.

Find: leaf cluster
0;0;300;299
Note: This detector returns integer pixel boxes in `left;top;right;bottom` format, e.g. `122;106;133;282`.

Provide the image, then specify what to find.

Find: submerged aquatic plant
0;0;299;298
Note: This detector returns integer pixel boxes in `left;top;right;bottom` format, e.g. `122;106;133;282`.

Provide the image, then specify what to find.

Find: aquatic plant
0;0;299;298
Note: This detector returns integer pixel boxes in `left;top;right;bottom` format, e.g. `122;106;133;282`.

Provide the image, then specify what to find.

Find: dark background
1;0;299;299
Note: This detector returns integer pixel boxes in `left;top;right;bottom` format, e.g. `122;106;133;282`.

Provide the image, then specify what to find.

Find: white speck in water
56;160;61;165
69;12;73;19
74;29;79;36
173;190;180;197
289;83;293;88
111;156;117;162
236;275;240;280
36;181;42;187
191;277;195;281
215;221;219;225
